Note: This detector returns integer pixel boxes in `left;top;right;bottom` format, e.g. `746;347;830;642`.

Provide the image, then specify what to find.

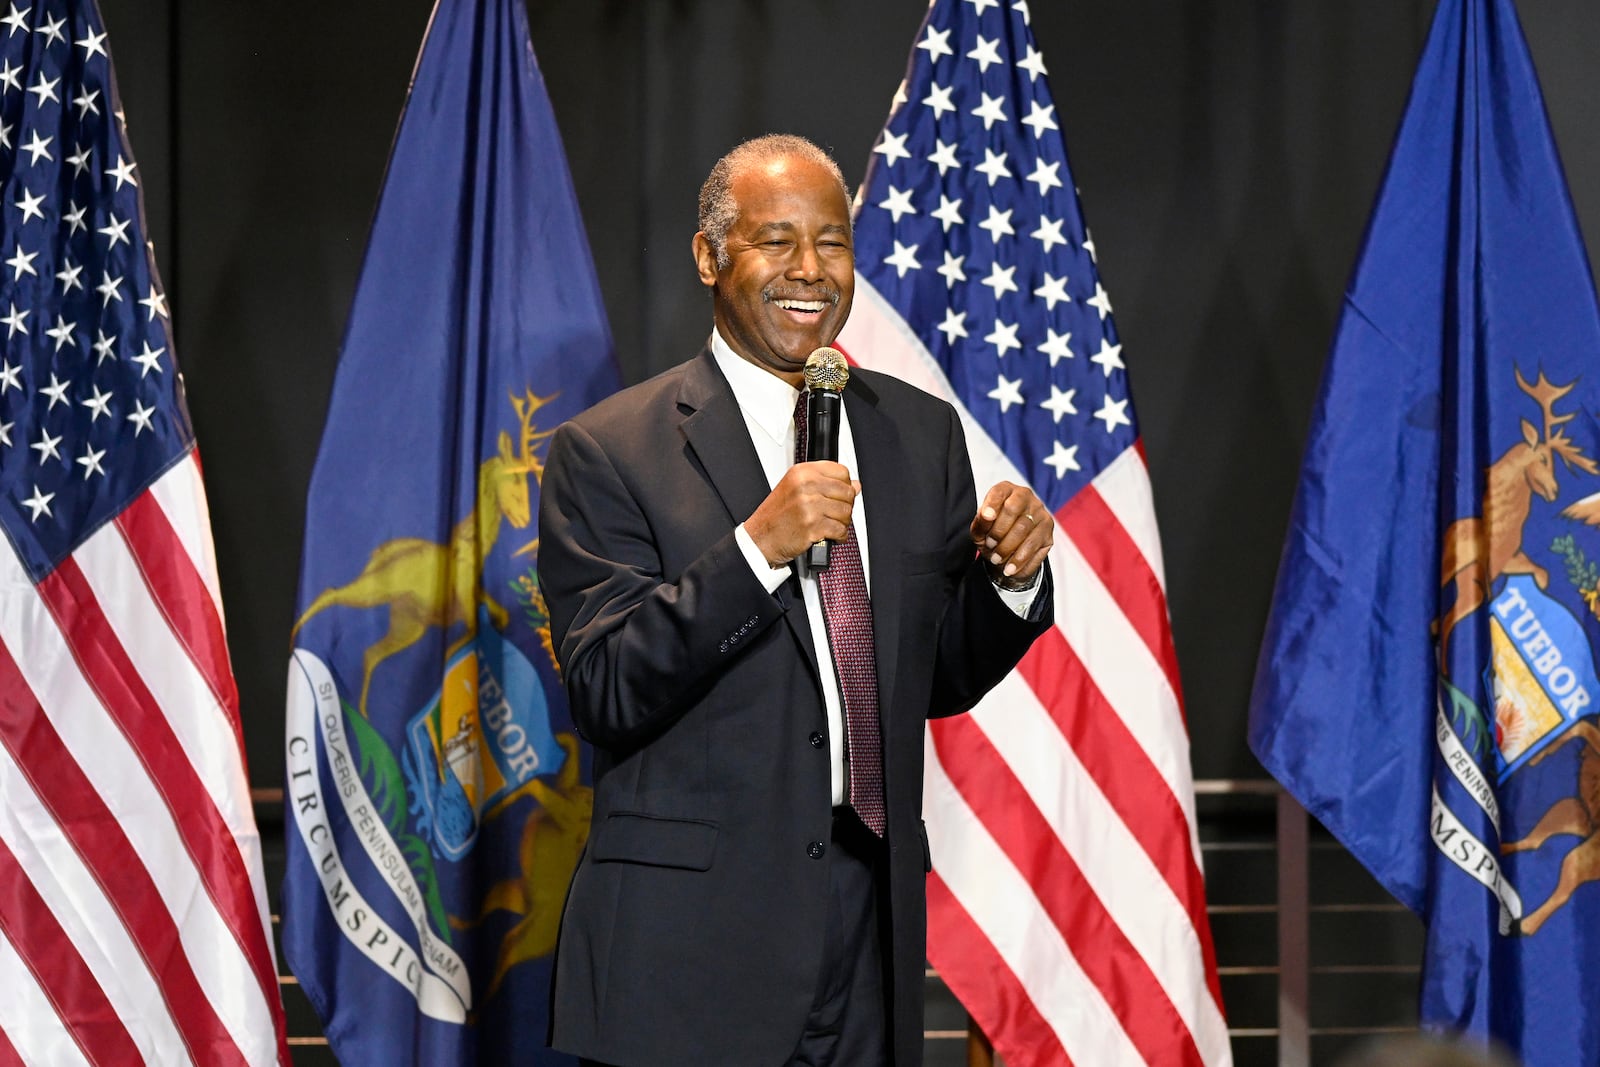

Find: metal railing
255;780;1422;1066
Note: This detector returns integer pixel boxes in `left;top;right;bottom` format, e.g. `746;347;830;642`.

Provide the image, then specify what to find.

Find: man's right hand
745;461;858;566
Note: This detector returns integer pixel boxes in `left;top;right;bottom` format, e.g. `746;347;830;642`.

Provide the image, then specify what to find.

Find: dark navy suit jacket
538;349;1051;1066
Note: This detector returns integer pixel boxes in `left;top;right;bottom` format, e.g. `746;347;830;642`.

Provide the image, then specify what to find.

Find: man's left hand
970;482;1053;588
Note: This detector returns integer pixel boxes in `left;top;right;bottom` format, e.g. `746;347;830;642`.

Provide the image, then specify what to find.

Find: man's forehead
730;150;816;185
729;158;849;226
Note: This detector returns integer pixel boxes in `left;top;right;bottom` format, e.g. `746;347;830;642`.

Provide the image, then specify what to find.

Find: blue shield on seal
406;607;564;859
1486;575;1600;783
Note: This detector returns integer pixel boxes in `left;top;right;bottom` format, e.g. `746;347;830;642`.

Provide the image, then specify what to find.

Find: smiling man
538;134;1054;1066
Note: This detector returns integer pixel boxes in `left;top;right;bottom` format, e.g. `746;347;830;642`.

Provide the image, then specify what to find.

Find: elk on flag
281;0;618;1062
838;0;1230;1063
0;0;288;1063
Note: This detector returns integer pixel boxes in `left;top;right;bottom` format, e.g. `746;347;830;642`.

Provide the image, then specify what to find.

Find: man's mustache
762;286;841;306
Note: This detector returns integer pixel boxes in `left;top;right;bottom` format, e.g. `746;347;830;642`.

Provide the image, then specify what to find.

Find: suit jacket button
809;731;825;749
719;641;728;652
807;841;825;860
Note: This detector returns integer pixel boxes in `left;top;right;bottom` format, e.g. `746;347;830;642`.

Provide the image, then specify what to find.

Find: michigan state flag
1250;0;1600;1061
281;0;617;1061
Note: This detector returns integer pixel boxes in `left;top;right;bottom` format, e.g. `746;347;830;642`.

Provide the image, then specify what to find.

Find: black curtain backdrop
89;0;1600;791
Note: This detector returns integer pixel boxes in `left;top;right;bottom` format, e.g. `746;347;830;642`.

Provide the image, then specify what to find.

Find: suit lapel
845;376;905;735
677;350;770;527
678;349;820;679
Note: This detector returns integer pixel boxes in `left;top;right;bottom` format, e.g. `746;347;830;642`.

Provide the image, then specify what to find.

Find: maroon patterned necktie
794;393;886;836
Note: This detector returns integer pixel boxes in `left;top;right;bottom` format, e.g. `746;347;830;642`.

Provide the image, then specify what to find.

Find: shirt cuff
736;523;792;594
992;569;1042;619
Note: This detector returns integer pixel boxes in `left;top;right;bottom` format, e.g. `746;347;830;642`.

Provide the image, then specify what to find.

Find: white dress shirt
713;330;1038;805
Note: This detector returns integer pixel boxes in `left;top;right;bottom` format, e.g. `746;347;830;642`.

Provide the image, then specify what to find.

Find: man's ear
692;231;719;287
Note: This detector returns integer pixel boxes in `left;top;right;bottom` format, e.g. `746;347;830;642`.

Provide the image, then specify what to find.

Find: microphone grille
803;347;850;392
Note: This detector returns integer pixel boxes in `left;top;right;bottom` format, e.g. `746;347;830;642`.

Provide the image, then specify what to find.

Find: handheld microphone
802;347;850;570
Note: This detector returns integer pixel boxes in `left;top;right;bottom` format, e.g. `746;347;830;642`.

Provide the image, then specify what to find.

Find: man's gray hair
698;134;851;270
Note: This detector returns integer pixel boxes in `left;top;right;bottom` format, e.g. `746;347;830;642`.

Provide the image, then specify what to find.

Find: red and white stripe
838;277;1231;1067
0;453;289;1065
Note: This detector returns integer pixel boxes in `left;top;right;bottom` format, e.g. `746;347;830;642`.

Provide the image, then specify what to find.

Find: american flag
836;0;1230;1062
0;1;287;1062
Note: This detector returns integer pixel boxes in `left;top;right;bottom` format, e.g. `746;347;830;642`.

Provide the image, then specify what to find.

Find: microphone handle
805;389;843;570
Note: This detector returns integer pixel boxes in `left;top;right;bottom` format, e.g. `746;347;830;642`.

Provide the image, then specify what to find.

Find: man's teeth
774;299;826;312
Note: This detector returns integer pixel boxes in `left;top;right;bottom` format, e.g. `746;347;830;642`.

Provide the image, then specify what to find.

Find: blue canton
854;0;1135;512
0;0;186;582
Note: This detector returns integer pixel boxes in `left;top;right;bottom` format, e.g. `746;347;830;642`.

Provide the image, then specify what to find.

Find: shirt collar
710;327;802;449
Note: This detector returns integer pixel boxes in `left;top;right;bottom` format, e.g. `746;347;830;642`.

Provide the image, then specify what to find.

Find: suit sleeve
537;418;784;751
927;403;1054;718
